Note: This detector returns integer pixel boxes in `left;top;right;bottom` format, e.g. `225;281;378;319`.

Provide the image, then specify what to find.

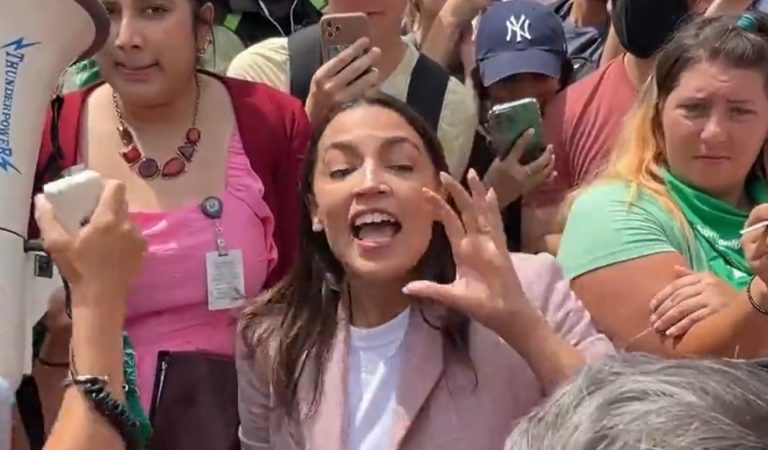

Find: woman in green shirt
558;12;768;359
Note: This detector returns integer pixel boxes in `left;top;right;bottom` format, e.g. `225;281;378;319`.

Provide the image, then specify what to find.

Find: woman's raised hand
36;180;146;316
403;169;534;334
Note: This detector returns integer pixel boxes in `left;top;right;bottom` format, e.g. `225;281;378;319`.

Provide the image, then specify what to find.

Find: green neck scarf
123;334;152;448
31;327;151;447
662;169;768;289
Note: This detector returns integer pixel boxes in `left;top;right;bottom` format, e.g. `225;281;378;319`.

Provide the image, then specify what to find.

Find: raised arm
514;253;615;362
35;181;147;450
44;285;127;450
420;0;489;69
404;171;585;395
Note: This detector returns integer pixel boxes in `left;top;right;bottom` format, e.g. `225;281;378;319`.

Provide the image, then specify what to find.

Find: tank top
124;130;277;410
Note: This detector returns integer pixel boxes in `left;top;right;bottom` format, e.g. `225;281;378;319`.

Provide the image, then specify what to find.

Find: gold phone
319;13;371;63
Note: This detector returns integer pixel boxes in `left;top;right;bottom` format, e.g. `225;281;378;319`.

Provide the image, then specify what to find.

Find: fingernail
650;314;657;322
527;129;535;136
666;329;676;337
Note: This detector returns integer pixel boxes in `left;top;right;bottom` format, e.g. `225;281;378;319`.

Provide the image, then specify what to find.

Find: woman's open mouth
351;211;402;247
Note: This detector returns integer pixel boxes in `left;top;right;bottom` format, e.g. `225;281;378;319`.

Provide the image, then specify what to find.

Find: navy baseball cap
475;0;568;87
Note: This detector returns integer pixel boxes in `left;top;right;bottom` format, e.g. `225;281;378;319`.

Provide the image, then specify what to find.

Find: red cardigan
31;75;312;288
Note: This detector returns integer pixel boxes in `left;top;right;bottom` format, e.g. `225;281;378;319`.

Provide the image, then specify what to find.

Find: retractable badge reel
201;197;245;310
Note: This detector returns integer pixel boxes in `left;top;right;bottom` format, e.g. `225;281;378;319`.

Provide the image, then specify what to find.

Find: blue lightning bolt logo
0;37;40;174
0;38;40;52
0;152;19;173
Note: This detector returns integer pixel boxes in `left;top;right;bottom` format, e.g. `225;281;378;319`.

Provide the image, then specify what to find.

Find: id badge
206;249;246;310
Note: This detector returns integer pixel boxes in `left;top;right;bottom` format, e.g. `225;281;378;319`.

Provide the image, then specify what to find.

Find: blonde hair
560;77;688;229
562;13;768;228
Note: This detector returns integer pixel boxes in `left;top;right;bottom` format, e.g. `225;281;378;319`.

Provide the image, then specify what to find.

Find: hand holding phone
36;179;146;293
305;14;381;123
483;130;555;209
487;98;546;164
320;13;371;63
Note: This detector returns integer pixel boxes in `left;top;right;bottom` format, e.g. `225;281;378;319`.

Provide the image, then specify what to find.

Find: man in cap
463;0;569;251
474;0;570;113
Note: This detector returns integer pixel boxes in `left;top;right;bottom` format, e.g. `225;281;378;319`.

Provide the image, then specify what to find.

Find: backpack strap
406;53;449;131
287;23;322;105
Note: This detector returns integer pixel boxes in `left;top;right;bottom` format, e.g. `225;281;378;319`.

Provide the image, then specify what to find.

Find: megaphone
0;0;109;447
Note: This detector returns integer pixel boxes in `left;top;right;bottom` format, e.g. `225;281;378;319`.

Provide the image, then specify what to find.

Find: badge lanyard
201;196;228;256
200;196;245;310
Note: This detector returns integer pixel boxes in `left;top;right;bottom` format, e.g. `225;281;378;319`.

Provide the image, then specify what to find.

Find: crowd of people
10;0;768;449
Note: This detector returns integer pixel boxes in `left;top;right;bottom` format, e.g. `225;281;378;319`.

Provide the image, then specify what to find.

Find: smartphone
487;98;546;165
320;13;371;63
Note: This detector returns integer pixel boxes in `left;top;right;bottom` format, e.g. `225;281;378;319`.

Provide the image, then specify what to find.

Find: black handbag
146;351;240;450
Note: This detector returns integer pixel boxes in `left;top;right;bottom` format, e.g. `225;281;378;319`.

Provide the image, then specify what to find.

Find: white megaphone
0;0;109;447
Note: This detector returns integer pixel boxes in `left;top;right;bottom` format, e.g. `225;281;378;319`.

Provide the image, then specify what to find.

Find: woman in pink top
26;0;310;439
236;95;613;450
125;130;278;409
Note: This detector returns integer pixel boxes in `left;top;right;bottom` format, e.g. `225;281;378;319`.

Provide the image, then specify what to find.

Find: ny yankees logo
506;14;531;42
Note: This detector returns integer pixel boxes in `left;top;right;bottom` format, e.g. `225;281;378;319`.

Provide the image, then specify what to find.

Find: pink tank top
124;131;277;410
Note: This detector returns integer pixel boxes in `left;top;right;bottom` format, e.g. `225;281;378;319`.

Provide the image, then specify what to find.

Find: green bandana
124;335;152;448
662;169;768;289
31;327;152;447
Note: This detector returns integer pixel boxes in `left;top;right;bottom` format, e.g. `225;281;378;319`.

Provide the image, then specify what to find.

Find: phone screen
488;99;545;164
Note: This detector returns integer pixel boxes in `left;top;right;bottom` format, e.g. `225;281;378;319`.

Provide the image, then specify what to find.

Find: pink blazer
236;253;614;450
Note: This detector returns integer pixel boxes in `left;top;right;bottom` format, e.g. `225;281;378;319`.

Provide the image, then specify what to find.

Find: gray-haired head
506;353;768;450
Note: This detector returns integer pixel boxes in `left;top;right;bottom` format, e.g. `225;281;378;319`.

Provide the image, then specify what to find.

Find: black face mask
612;0;691;59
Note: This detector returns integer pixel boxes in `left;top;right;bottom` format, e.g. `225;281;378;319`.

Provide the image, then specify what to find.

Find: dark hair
655;12;768;104
652;12;768;178
240;94;473;416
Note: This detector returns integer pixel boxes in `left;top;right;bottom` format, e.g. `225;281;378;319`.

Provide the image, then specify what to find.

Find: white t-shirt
346;307;411;450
